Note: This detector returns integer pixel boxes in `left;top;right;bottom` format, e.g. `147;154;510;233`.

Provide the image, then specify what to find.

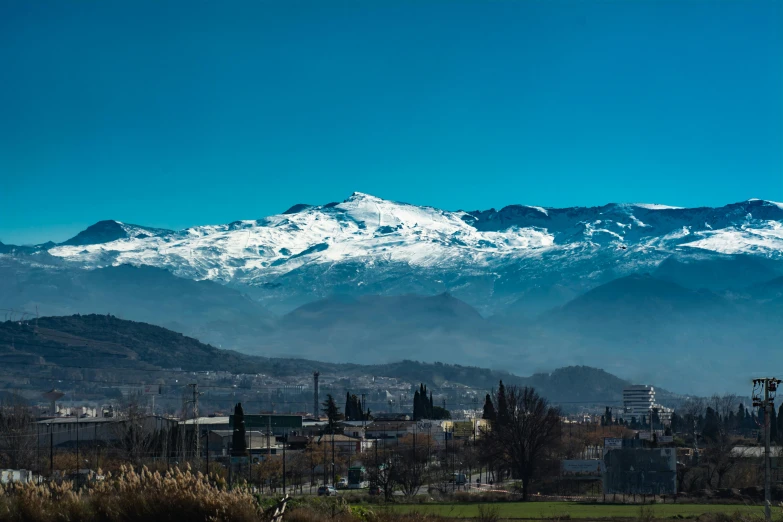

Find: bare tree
0;399;36;470
390;433;430;497
680;397;706;444
483;386;561;500
114;393;159;467
366;445;399;501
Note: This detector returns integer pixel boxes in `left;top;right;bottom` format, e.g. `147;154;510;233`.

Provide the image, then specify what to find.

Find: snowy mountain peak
21;194;783;298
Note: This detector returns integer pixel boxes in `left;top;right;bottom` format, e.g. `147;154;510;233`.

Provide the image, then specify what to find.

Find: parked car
368;485;382;495
337;478;348;489
317;485;338;496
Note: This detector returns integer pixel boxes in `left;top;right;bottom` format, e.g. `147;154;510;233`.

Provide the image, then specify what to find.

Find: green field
384;502;771;519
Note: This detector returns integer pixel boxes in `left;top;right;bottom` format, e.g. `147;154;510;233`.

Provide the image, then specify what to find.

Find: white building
619;385;673;425
623;385;655;416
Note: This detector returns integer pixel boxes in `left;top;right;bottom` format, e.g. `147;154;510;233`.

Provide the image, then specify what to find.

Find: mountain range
0;314;677;408
2;193;783;395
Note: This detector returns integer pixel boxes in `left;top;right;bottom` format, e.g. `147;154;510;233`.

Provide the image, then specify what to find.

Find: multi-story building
619;385;673;426
623;385;655;417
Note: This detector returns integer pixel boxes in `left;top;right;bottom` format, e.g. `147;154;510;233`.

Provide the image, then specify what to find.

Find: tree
116;392;162;466
651;408;661;430
344;393;363;421
483;384;561;500
670;412;681;434
702;407;720;443
0;399;35;470
496;380;510;427
345;392;353;421
777;404;783;442
322;394;342;433
413;390;422;421
482;394;496;422
231;403;247;457
431;406;451;420
391;434;431;497
605;407;613;426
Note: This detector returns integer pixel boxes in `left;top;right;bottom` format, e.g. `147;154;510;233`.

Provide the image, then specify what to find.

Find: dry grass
0;468;452;522
0;465;259;522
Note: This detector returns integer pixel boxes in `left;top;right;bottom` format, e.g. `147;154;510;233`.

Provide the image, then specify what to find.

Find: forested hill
0;314;264;372
0;315;671;404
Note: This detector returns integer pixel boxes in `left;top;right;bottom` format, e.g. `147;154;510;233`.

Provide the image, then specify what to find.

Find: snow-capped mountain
4;193;783;394
11;192;783;313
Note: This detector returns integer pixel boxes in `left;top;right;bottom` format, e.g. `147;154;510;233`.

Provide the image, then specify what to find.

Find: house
317;434;374;454
207;430;279;458
37;415;177;448
0;470;32;484
365;421;414;441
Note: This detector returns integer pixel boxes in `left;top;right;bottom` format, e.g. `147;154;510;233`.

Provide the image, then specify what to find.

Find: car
368;485;381;495
337;478;348;489
317;485;338;496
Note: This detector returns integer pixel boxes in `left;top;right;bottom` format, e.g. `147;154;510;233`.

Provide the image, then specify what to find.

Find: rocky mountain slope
2;193;783;394
6;193;783;315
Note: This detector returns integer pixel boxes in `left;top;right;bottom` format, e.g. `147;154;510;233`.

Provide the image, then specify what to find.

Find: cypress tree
322;394;341;433
231;403;247;457
482;393;496;422
496;380;510;427
413;390;421;420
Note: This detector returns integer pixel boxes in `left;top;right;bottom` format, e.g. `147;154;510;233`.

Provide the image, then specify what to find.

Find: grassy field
383;501;771;519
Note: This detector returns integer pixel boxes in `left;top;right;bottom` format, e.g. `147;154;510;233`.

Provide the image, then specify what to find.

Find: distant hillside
0;314;264;372
0;314;666;407
0;262;275;349
269;293;509;366
653;254;781;291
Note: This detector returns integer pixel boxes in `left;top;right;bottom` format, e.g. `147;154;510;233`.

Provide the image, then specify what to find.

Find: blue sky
1;0;781;245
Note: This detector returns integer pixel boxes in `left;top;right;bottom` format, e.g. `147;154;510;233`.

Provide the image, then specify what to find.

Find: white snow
48;192;557;281
747;198;783;210
44;194;783;283
681;221;783;257
632;203;684;210
524;205;549;216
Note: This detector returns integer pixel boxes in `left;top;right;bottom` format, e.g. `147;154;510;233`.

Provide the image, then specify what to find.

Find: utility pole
753;377;781;522
75;411;80;484
49;426;53;476
267;394;272;459
186;384;201;460
313;372;320;419
193;384;200;460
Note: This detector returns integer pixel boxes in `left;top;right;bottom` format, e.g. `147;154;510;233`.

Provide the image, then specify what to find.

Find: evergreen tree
777;404;783;442
702;407;720;442
231;403;247;457
651;408;661;430
322;394;341;433
496;380;510;427
482;393;496;422
670;412;681;434
605;407;613;426
429;392;434;418
345;392;353;421
431;406;451;420
413;390;421;420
